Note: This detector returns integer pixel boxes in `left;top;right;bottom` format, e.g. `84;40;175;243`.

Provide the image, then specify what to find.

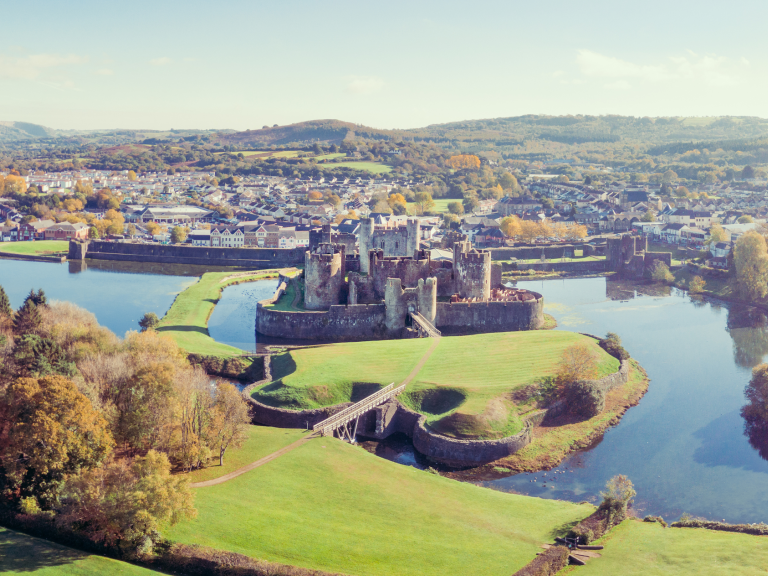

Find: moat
3;260;768;524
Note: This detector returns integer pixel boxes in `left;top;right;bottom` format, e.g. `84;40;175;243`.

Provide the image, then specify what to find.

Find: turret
359;218;374;274
406;218;421;257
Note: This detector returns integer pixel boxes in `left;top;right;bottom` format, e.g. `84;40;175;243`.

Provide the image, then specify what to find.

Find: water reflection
605;278;672;301
727;306;768;369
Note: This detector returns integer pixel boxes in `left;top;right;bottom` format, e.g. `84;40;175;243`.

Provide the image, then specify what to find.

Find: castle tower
384;278;406;332
304;244;344;310
417;277;437;324
359;218;374;274
454;240;491;300
406;218;421;257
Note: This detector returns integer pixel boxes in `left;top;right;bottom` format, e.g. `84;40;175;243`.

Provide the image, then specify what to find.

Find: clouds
0;53;85;80
575;49;748;88
95;68;114;76
150;57;172;66
346;75;384;95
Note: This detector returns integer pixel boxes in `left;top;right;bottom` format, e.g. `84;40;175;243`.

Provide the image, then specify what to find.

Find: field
406;198;457;214
565;519;768;576
0;527;159;575
157;270;280;357
167;433;592;576
0;240;69;255
213;150;301;159
254;331;619;439
185;425;306;483
320;161;392;173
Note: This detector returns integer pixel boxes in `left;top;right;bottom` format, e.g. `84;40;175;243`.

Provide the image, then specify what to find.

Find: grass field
185;425;306;483
0;240;69;255
0;527;159;575
406;198;457;214
565;519;768;576
320;161;392;173
214;150;301;159
168;435;592;576
254;331;618;438
157;270;280;357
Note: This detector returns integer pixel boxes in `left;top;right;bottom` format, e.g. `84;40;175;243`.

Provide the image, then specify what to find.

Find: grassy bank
167;435;592;576
254;331;619;439
0;240;68;255
157;270;280;357
565;519;768;575
0;527;159;575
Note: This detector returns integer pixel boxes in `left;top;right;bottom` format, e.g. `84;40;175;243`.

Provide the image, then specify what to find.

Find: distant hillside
216;119;396;147
0;121;61;142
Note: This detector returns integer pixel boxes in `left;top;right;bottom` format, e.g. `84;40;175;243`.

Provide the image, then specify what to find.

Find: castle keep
257;217;544;341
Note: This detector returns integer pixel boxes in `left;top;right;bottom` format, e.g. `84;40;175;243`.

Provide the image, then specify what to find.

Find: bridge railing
313;382;405;435
410;312;441;338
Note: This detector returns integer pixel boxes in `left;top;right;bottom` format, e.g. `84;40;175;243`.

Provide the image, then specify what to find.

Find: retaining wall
513;260;607;272
257;302;389;340
491;243;593;261
0;252;67;263
69;240;304;268
434;294;544;333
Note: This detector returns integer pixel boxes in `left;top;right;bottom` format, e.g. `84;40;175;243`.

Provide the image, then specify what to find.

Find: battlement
360;217;421;274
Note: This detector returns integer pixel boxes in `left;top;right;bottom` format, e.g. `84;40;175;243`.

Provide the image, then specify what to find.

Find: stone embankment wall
257;303;389;341
491;243;596;261
510;260;608;273
434;294;544;333
69;240;304;269
0;252;66;263
245;356;630;466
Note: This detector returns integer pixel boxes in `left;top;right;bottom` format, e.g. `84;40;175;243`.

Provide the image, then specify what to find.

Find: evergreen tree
23;288;47;308
0;285;11;318
14;300;42;335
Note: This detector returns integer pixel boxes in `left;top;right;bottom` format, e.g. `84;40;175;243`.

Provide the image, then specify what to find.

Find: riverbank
157;269;284;358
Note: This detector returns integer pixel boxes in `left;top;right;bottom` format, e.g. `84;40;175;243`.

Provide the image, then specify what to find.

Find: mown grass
254;332;618;439
167;437;593;576
0;527;159;575
320;161;392;173
0;240;69;255
565;519;768;576
157;270;280;357
406;198;457;214
183;425;307;482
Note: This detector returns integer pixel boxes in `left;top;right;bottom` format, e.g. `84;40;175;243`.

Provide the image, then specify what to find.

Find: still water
208;280;279;351
373;277;768;524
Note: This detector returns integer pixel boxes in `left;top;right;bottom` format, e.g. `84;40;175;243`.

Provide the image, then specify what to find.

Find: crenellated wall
434;293;544;333
304;243;346;310
257;302;390;341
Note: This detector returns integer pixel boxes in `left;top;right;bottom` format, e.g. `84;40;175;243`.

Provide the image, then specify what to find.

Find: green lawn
254;331;618;439
406;198;458;214
0;527;159;575
320;161;392;173
184;425;307;483
157;270;280;357
167;436;592;576
567;519;768;576
0;240;69;255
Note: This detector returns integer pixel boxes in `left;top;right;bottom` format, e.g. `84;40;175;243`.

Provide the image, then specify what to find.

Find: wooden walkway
314;383;405;440
189;334;443;487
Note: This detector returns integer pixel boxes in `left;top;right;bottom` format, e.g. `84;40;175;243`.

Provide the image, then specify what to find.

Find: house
710;241;732;259
43;222;88;241
495;195;543;216
210;225;244;248
18;219;55;241
188;230;211;247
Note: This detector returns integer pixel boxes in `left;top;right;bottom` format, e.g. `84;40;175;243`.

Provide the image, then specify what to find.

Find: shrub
670;517;768;536
689;275;706;293
511;544;570;576
651;260;674;283
598;338;629;360
643;515;668;527
564;380;604;419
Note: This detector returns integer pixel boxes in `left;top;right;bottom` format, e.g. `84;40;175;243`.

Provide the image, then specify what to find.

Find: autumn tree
210;382;250;466
58;450;196;552
0;375;114;508
145;222;161;236
308;191;323;201
446;154;481;170
734;231;768;301
497;172;519;191
170;226;188;244
708;223;727;245
738;215;754;224
447;201;464;215
556;343;603;417
387;193;407;212
689;276;706;293
556;343;599;385
127;170;137;181
127;224;136;237
414;191;435;214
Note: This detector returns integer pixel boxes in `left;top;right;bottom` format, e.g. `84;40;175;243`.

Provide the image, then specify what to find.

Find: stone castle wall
257;302;389;341
434;294;544;333
304;244;345;310
69;240;304;268
491;243;594;261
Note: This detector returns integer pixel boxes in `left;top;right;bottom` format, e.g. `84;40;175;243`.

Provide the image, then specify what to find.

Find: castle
257;218;544;341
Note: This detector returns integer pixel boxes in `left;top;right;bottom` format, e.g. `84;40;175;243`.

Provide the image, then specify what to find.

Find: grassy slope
0;527;159;575
0;240;69;255
255;332;618;438
184;425;306;482
157;270;279;357
321;161;392;173
168;438;592;576
566;520;768;576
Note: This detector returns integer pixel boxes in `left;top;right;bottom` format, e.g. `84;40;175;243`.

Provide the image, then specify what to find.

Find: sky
2;0;768;131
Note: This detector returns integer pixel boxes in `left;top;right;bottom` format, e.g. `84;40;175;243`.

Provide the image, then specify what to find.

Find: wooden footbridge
410;312;441;338
313;382;406;442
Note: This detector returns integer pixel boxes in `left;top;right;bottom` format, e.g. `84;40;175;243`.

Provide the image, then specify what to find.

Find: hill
0;121;62;142
216;119;395;147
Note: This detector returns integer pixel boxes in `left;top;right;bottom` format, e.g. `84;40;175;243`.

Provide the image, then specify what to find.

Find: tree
308;191;323;201
519;220;541;243
138;312;159;332
58;450;196;552
600;475;636;522
556;343;599;385
210;382;250;466
662;170;678;183
88;226;100;239
498;172;519;191
13;299;42;335
555;175;569;183
127;224;136;237
446;155;481;170
689;276;706;293
311;143;323;155
170;226;188;244
675;186;690;198
738;215;754;224
0;284;12;320
708;223;727;245
414;191;435;214
127;170;137;181
650;260;674;283
584;175;592;185
145;222;161;236
734;231;768;301
0;375;114;508
641;210;656;222
742;165;755;180
447;201;464;216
